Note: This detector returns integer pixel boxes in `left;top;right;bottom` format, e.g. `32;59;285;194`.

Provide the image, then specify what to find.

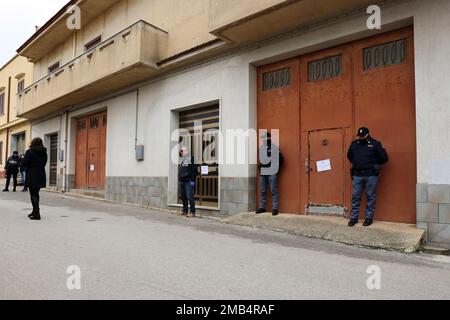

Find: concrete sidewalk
222;213;425;253
17;185;426;254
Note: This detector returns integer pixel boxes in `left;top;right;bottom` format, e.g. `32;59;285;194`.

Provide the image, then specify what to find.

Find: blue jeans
350;176;379;221
260;175;279;210
179;181;196;213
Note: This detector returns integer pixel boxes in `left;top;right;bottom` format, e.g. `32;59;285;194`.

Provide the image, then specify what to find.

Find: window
85;36;102;51
48;62;60;74
363;39;407;70
90;116;99;129
0;92;5;115
12;133;26;155
308;55;343;82
17;79;25;93
263;68;292;91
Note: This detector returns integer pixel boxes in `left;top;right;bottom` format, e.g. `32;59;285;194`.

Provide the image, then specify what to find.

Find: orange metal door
309;129;345;207
352;27;416;223
257;59;300;213
299;46;353;213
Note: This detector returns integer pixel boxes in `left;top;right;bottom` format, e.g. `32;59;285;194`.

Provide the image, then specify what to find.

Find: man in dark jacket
22;138;48;221
3;151;20;192
347;127;388;227
256;132;284;216
178;146;198;218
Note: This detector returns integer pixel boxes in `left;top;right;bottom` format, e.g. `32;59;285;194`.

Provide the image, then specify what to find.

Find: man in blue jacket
347;127;389;227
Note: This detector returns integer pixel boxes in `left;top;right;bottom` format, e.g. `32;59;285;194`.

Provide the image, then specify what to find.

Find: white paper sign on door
316;159;331;172
90;164;95;172
201;166;209;175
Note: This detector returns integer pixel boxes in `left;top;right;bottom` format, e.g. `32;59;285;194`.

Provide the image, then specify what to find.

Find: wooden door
75;119;88;189
75;111;107;190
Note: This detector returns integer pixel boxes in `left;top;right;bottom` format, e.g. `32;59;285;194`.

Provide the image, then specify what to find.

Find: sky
0;0;68;66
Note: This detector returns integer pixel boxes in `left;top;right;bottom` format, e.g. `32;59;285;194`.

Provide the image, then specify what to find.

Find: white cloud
0;0;68;66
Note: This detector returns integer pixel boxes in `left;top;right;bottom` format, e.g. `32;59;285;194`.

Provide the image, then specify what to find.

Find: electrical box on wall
136;145;145;161
59;150;64;162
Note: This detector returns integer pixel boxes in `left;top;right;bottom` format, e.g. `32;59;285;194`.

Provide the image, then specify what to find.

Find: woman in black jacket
22;138;48;220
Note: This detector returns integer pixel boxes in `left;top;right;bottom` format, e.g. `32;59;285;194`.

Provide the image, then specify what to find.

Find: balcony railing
17;20;168;119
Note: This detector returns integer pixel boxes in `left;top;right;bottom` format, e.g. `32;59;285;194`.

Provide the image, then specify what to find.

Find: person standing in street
21;138;48;221
3;151;20;192
256;132;284;216
178;146;198;218
347;127;389;227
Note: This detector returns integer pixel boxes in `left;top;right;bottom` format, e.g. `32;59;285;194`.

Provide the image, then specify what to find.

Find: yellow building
0;55;34;177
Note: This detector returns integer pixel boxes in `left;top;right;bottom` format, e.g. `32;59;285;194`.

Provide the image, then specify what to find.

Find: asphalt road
0;190;449;300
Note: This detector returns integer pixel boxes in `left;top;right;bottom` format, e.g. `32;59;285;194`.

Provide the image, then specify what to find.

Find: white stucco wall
413;0;450;184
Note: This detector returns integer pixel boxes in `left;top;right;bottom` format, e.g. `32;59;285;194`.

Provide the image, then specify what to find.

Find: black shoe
363;219;373;227
272;209;279;216
13;189;16;192
29;214;41;221
2;189;9;192
348;219;358;227
28;212;35;218
255;208;266;214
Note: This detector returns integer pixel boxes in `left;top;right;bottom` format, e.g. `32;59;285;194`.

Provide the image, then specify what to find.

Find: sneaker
363;219;373;227
187;213;196;218
272;209;279;216
348;219;358;227
255;208;266;214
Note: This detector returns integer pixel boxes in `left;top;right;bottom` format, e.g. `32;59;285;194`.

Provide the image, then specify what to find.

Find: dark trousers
5;171;18;191
29;188;41;214
350;176;378;221
21;170;28;190
179;181;196;214
260;174;279;210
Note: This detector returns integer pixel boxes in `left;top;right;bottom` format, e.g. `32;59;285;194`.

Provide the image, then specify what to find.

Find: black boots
255;208;266;214
363;219;373;227
348;219;358;227
29;212;41;220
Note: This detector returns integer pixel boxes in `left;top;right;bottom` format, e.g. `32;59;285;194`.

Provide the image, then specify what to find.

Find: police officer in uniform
178;146;198;218
3;151;20;192
347;127;388;227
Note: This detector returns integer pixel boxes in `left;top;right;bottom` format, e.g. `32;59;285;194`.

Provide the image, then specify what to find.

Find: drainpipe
135;89;139;149
5;77;11;159
63;109;69;193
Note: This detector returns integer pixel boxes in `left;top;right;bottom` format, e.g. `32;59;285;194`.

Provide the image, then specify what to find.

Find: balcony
209;0;376;43
18;21;168;119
